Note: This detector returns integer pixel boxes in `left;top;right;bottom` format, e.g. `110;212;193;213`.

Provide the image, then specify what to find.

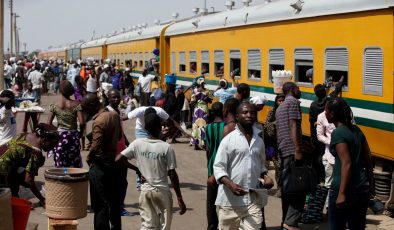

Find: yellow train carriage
165;0;394;163
105;25;164;71
81;37;107;62
55;47;67;62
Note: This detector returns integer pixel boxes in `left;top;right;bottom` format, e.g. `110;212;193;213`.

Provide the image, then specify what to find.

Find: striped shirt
205;121;225;176
275;95;302;158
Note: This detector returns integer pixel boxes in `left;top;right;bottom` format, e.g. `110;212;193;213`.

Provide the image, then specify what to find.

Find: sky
3;0;268;52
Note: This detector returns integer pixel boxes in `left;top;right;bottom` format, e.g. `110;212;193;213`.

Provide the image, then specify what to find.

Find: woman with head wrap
0;123;59;207
47;80;85;168
190;78;212;150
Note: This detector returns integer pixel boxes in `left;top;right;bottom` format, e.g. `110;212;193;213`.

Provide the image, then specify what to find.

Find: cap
219;79;228;87
103;64;109;69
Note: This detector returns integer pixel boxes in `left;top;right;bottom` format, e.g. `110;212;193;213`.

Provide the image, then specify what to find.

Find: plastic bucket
0;188;13;230
273;76;292;94
45;168;89;219
165;74;177;85
11;197;31;230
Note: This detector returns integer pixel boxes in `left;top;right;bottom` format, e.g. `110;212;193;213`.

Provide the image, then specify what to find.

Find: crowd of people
0;53;374;230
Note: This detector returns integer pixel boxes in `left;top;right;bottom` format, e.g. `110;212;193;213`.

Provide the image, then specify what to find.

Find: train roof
81;37;108;48
66;41;85;50
166;0;394;36
106;24;167;45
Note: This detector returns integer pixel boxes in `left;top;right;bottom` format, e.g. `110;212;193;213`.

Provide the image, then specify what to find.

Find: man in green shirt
205;102;225;230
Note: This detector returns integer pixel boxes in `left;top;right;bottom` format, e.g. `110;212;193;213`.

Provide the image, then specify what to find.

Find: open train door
159;24;173;89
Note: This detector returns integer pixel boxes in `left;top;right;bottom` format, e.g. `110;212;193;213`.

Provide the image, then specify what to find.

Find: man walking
82;94;134;230
214;102;270;229
116;113;187;230
28;64;44;105
205;102;225;230
275;82;304;230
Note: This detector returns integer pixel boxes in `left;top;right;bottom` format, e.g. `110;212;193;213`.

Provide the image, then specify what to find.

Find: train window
363;47;383;96
201;51;209;76
325;48;348;89
145;52;150;70
248;49;261;80
189;51;197;74
179;52;186;72
230;50;241;79
269;49;285;82
294;48;313;84
171;52;176;73
214;50;224;77
139;52;143;68
134;52;138;67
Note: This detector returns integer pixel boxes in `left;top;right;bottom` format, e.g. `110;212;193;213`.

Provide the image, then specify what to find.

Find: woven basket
45;168;88;219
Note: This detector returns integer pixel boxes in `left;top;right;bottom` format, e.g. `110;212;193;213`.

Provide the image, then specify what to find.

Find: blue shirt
214;87;237;104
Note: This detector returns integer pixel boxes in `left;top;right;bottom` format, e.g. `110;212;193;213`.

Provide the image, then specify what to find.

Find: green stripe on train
176;76;393;114
176;76;393;132
299;107;394;132
133;74;393;131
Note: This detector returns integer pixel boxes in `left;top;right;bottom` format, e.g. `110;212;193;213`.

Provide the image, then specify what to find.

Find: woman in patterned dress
47;80;85;167
190;78;212;150
0;123;59;207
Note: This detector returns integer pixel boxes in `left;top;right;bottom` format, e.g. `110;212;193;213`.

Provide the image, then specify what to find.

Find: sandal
282;223;300;230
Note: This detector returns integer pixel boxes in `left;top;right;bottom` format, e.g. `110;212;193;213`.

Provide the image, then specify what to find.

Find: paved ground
14;93;394;230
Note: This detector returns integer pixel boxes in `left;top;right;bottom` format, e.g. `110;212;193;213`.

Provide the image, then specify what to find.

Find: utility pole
1;0;5;90
9;0;13;56
14;13;19;56
16;28;19;55
23;42;26;53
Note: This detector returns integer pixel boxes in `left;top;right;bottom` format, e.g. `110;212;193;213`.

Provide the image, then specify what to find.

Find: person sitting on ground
116;112;187;230
0;123;59;207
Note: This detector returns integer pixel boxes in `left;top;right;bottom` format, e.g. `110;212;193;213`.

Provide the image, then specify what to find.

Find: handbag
301;184;329;223
282;160;317;195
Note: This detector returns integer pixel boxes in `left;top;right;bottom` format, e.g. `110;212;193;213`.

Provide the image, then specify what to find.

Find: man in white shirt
3;61;13;89
99;64;111;87
67;63;78;87
28;64;44;104
214;102;272;230
137;68;156;106
116;113;186;229
0;90;16;146
127;106;169;139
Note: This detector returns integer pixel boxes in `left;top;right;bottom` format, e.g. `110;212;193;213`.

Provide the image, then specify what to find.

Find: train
40;0;394;199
